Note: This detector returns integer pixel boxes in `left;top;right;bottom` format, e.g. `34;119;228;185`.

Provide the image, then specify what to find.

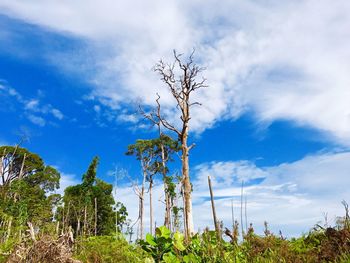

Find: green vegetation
57;156;121;237
1;145;350;262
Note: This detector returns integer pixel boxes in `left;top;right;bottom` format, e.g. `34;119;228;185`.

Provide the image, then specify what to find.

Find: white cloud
117;151;350;237
25;99;39;111
1;1;349;144
51;108;64;120
56;172;80;196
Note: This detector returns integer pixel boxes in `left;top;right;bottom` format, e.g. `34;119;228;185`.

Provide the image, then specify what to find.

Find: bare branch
188;143;196;151
189;102;202;107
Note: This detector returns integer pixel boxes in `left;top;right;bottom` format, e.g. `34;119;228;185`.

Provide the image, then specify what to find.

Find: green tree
126;136;179;238
60;156;124;237
0;145;60;240
126;140;157;239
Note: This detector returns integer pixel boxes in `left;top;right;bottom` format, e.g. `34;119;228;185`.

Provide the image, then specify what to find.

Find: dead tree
131;163;148;240
152;50;207;237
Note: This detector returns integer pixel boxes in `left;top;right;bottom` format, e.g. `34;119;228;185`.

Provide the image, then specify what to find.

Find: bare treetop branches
154;50;207;123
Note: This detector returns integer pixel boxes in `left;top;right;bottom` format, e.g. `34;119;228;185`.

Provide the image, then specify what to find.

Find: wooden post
208;176;220;238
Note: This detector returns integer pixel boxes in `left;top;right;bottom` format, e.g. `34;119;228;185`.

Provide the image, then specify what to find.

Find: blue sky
1;0;350;237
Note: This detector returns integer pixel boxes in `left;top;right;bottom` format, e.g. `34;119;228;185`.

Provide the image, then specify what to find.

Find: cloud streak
0;83;64;126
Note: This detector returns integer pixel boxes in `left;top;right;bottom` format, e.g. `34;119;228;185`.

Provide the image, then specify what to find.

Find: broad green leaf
146;233;157;246
163;252;180;263
155;226;171;238
183;253;200;263
173;231;186;251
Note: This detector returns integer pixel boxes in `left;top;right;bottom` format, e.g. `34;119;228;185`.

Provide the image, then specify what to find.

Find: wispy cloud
51;108;64;120
0;83;65;126
27;114;45;127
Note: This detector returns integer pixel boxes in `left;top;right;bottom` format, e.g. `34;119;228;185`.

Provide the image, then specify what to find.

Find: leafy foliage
59;156;125;236
74;236;149;263
0;146;60;243
138;224;350;263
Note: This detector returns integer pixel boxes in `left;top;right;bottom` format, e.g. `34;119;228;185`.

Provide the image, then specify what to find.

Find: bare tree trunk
160;142;171;230
164;191;172;230
0;151;4;185
181;184;187;240
19;153;26;180
56;221;60;237
149;180;153;235
27;222;36;241
77;218;81;237
83;205;87;236
94;197;97;236
62;210;65;235
13;153;26;202
182;137;194;237
5;218;12;242
63;202;71;235
139;169;146;239
139;195;144;239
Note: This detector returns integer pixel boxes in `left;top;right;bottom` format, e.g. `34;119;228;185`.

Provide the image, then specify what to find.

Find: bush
74;236;150;263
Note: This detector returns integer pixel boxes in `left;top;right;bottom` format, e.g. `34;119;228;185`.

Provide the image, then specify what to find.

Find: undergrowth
1;219;350;262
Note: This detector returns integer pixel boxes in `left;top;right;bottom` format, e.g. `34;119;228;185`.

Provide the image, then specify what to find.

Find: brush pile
7;231;81;263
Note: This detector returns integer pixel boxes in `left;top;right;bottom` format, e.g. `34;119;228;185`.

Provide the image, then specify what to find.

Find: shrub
74;236;149;263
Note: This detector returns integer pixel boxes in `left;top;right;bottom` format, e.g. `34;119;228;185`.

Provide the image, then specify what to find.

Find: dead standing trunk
149;179;153;235
181;133;194;237
160;142;172;230
139;165;147;240
152;50;207;237
94;197;97;236
77;218;81;236
83;205;87;236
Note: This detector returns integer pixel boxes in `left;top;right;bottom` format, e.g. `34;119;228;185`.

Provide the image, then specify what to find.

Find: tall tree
61;157;120;236
0;146;59;193
151;50;207;237
0;146;60;239
140;104;181;230
126;140;157;238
